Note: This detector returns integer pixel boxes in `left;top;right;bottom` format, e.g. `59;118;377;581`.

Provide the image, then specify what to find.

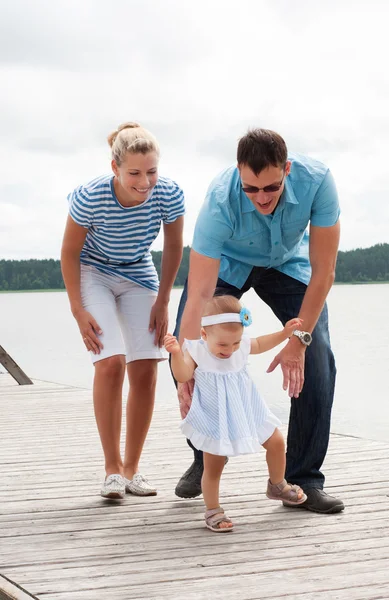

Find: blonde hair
203;295;243;332
107;122;160;166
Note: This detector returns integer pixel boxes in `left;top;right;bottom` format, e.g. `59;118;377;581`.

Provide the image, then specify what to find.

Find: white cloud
1;0;388;258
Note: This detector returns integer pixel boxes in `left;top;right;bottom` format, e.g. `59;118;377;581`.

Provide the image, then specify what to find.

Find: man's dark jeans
172;267;336;490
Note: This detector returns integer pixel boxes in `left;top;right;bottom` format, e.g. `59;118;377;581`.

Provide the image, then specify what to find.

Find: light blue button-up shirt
192;153;340;289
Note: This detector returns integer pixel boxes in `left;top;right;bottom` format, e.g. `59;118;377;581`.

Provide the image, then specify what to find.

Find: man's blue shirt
192;153;340;288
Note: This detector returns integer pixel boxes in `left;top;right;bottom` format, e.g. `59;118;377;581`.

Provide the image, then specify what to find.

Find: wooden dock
1;373;389;600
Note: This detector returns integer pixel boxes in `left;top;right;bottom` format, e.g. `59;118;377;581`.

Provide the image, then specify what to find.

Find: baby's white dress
181;335;281;456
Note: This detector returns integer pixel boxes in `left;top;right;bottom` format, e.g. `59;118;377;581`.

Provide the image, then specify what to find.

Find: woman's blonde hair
107;122;160;166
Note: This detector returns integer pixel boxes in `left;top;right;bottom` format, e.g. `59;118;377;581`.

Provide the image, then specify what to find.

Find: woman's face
112;151;159;203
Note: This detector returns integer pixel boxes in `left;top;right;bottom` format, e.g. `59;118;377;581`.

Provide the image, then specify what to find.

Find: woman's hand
149;300;169;347
74;308;103;354
164;333;181;355
283;317;303;338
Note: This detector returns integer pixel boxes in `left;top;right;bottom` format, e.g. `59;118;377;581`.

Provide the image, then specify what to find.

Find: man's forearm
297;270;335;333
178;251;221;344
178;299;208;345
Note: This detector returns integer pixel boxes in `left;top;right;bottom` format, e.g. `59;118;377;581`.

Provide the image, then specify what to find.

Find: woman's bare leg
123;359;158;479
93;355;126;476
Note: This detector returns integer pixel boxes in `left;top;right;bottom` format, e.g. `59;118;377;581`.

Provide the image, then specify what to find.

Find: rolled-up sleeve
310;170;340;227
191;186;234;259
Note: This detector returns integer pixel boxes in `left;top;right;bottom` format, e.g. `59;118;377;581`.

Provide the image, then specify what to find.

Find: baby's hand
164;333;181;355
284;317;303;338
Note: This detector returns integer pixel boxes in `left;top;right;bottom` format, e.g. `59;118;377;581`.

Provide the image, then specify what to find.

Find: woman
61;122;184;499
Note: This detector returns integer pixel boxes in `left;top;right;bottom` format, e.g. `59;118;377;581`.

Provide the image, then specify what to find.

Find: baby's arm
250;318;303;355
164;333;196;383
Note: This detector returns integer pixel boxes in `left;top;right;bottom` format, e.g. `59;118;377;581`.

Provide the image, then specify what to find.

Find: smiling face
239;161;291;215
111;151;159;206
201;323;243;359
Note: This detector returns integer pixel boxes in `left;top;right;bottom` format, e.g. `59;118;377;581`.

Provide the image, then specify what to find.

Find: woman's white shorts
80;265;167;364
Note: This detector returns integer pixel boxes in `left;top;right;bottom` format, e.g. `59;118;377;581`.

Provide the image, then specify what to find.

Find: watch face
303;333;311;343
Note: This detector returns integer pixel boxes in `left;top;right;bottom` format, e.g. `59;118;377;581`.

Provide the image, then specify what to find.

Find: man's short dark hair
237;128;288;175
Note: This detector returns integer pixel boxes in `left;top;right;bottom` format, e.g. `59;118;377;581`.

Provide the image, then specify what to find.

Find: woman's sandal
266;478;307;506
205;507;234;533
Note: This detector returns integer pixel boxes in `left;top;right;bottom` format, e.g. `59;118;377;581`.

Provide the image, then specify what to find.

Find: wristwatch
292;330;312;346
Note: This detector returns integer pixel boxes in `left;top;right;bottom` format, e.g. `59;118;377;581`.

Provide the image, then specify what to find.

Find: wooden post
0;346;33;385
0;574;38;599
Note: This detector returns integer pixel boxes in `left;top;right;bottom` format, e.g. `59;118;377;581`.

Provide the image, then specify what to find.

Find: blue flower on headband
240;307;252;327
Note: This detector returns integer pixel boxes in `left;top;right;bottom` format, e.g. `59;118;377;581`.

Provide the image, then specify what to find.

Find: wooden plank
2;527;389;569
4;537;389;582
0;348;33;385
12;557;389;596
41;583;389;600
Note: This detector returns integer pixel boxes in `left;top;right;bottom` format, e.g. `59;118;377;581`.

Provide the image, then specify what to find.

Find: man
173;128;343;514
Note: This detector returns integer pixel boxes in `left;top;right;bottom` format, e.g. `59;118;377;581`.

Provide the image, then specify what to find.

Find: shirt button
274;241;279;246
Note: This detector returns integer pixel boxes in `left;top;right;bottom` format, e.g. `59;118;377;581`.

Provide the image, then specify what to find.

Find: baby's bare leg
263;428;304;500
202;453;232;529
262;428;286;484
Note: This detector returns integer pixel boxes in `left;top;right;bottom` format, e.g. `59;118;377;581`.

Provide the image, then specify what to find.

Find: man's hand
267;337;306;398
177;380;194;418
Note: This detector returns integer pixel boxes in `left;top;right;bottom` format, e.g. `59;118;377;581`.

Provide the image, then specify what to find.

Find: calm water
1;285;388;442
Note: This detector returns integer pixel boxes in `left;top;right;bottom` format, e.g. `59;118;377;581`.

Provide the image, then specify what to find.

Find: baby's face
202;325;243;359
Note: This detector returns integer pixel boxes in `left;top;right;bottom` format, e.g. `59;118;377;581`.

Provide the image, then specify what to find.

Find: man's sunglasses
241;173;285;194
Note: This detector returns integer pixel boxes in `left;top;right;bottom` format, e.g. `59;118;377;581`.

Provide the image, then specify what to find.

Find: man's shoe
175;457;229;498
283;488;345;514
175;460;204;498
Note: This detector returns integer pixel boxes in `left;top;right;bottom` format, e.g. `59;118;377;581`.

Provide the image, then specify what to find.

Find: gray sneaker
175;457;228;498
175;460;204;498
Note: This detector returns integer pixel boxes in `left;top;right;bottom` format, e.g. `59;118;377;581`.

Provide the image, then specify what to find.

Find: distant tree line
0;259;65;291
1;243;388;291
335;243;389;283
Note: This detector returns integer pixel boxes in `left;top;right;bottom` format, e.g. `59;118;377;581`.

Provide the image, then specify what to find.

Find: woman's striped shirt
68;174;185;292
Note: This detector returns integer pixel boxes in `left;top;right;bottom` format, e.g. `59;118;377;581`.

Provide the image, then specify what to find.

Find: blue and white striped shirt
68;174;185;291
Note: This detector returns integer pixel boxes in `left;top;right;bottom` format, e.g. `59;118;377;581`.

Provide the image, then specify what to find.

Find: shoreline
1;282;388;293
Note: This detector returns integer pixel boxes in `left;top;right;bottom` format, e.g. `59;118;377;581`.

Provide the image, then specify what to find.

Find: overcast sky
1;0;388;258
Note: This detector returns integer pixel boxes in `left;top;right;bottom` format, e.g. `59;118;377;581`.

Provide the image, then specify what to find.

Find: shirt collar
283;177;299;205
241;191;255;213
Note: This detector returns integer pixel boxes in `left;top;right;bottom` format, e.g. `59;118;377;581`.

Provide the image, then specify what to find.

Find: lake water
1;285;388;443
